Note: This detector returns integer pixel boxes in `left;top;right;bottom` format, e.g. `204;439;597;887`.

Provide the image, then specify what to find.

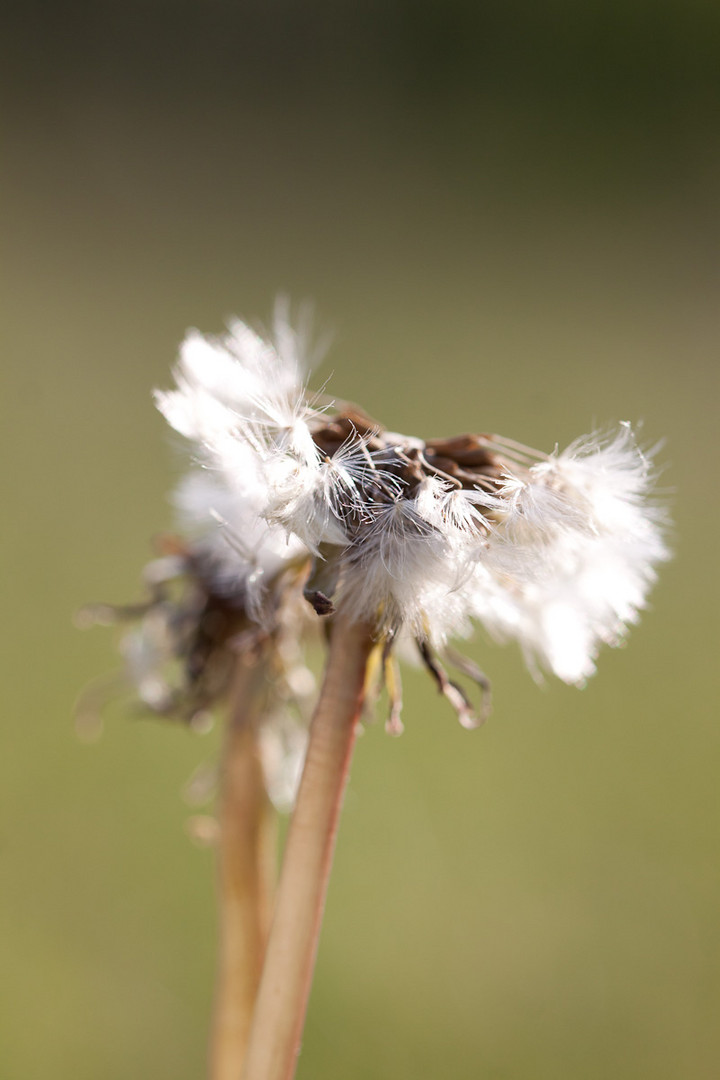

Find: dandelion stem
210;651;278;1080
240;613;375;1080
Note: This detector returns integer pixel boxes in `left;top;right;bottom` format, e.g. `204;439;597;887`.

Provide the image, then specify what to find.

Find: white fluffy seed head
470;426;670;684
172;470;305;620
155;309;669;686
155;309;322;611
337;484;485;643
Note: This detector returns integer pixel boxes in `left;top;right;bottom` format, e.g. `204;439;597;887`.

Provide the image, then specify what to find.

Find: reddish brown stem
210;653;277;1080
240;614;375;1080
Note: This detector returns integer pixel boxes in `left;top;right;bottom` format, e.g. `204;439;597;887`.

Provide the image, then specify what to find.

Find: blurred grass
2;3;720;1077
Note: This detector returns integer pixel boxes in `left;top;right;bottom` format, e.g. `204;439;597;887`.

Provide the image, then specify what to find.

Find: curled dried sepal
417;640;490;730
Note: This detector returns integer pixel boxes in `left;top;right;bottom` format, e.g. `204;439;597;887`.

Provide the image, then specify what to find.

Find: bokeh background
3;2;719;1077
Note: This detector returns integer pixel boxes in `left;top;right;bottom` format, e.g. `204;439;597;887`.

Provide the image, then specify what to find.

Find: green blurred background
3;2;719;1077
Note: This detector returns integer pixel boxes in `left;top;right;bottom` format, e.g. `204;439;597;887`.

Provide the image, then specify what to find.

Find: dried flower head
81;303;670;756
142;304;669;734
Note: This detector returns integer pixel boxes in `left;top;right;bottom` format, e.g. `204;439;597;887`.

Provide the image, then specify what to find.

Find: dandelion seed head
93;305;670;744
156;311;669;694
